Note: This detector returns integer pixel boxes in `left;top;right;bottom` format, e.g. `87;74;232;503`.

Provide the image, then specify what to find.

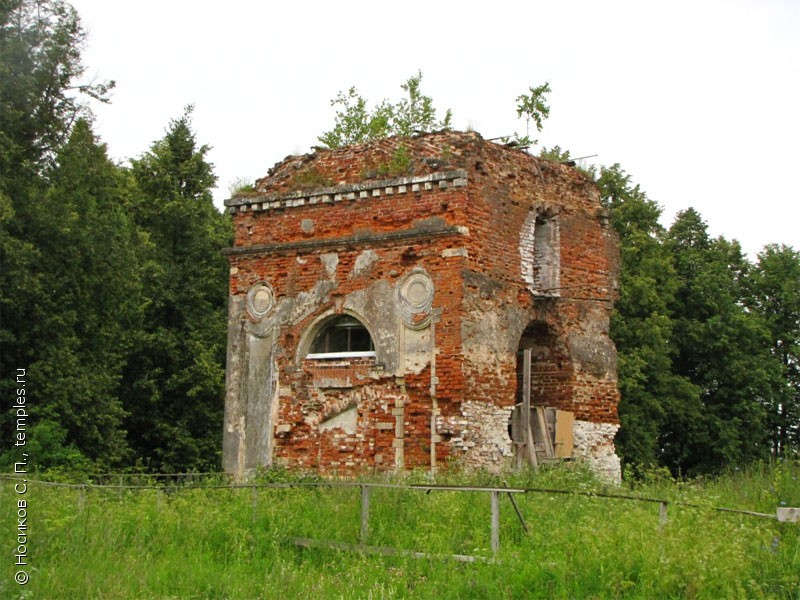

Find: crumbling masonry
223;131;621;482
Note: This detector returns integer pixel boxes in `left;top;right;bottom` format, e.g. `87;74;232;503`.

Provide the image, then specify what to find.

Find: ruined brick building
223;131;621;482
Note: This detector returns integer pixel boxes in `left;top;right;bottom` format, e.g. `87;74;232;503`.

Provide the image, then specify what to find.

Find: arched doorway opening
515;322;572;407
511;321;575;463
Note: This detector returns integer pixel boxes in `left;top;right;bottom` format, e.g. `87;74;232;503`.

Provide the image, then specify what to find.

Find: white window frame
305;350;377;360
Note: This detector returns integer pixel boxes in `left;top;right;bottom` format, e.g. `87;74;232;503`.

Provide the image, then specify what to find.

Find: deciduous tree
512;82;551;147
748;244;800;457
317;71;452;149
665;209;775;473
598;165;698;471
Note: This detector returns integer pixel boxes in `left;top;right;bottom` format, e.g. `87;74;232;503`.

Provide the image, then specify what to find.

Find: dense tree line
0;0;231;472
1;1;797;475
596;163;800;474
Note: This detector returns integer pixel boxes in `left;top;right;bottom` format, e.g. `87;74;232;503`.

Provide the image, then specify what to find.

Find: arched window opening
520;210;560;297
307;315;375;359
533;215;560;294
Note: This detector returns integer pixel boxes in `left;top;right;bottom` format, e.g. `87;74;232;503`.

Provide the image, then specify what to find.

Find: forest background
1;0;798;478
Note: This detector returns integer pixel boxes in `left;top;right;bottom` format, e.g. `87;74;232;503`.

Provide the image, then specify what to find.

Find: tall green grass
2;462;798;599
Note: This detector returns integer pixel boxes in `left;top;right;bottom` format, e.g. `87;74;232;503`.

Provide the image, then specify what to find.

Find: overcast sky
69;0;799;257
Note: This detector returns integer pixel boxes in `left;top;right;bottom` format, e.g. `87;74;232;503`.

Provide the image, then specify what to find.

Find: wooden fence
3;474;796;562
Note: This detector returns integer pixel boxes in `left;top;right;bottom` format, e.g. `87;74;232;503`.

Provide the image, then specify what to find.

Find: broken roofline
223;128;621;481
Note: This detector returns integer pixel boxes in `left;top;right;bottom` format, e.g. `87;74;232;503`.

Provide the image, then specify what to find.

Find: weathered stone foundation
572;421;622;485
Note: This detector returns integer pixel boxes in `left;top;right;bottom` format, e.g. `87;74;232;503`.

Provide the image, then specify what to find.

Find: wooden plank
524;416;537;468
510;404;527;469
544;407;557;444
554;410;574;458
291;537;491;563
535;406;554;458
777;507;800;522
410;484;526;493
511;404;526;469
521;350;531;434
510;404;523;443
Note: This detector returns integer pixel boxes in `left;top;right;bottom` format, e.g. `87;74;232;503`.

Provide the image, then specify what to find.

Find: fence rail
0;474;781;519
3;472;793;560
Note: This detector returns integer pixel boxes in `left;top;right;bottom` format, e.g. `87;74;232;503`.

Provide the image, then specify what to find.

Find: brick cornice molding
225;169;468;214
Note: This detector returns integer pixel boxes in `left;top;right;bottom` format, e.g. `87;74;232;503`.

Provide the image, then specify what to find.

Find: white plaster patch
351;250;379;278
320;253;339;276
319;406;357;434
402;326;432;375
441;247;469;258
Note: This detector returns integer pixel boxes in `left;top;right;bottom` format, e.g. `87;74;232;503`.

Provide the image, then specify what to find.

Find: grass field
2;462;799;599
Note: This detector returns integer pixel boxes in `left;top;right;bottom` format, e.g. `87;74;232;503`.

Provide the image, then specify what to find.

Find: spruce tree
1;1;118;469
125;108;232;471
23;120;141;468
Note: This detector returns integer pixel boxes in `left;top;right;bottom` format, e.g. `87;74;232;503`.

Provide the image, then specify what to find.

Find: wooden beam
522;349;537;468
777;507;800;522
536;406;554;458
503;480;529;534
291;537;491;563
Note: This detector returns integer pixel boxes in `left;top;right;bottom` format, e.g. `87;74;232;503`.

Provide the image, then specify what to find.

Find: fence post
360;485;371;544
659;501;668;529
252;486;259;524
491;490;500;556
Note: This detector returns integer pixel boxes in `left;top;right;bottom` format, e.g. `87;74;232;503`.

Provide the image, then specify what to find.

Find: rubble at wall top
225;130;592;213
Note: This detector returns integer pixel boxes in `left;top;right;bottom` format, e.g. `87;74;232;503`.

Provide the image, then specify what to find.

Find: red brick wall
224;131;619;475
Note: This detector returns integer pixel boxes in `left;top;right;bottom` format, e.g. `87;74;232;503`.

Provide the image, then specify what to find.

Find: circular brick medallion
246;282;274;320
398;269;434;324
